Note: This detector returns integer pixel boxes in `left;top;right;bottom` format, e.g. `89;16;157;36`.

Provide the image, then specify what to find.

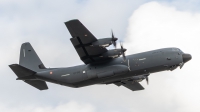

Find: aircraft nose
182;53;192;63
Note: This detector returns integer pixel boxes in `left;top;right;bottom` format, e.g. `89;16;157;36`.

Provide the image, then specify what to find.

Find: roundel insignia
50;71;53;74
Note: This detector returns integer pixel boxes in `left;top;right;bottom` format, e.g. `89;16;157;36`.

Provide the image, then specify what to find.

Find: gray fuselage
36;47;183;88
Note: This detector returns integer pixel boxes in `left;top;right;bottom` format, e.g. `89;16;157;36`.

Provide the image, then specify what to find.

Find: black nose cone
182;53;192;63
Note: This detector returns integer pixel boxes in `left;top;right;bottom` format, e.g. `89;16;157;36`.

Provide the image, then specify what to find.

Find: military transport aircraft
9;19;192;91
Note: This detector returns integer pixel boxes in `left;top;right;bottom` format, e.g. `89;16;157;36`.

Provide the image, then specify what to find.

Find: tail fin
19;42;46;72
9;64;48;90
9;42;48;90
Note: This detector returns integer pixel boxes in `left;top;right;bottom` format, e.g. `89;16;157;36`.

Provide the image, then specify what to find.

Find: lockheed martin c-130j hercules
9;19;192;91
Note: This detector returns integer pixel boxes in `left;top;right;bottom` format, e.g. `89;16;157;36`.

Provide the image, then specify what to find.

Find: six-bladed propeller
111;30;127;61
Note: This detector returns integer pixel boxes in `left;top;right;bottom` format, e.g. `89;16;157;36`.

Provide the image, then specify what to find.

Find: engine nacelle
101;49;122;58
92;38;116;47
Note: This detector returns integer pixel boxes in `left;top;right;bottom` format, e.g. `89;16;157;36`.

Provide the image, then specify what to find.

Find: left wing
114;81;144;91
65;19;108;64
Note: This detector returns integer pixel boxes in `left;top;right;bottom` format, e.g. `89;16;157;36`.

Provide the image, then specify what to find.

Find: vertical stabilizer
19;42;46;72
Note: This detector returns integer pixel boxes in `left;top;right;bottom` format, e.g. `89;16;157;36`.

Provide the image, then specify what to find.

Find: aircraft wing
114;81;144;91
65;19;108;64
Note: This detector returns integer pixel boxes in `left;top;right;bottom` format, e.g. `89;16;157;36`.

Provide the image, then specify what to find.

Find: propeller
120;42;127;61
144;74;150;85
145;76;149;85
111;30;118;48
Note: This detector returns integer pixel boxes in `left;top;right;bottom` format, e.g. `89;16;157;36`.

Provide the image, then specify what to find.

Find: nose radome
182;53;192;63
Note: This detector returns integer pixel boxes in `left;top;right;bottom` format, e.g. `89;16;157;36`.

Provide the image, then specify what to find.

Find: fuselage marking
61;74;70;77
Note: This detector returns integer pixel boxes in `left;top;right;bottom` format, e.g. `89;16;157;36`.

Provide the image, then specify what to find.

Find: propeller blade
120;42;127;61
113;40;117;48
146;76;149;85
123;52;126;61
144;74;150;85
111;30;117;48
111;30;114;38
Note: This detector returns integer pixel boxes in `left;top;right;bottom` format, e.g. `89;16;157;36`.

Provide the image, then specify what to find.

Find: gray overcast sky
1;0;200;112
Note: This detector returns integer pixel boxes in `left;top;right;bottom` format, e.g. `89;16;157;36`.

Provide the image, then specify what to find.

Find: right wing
114;81;144;91
65;19;109;64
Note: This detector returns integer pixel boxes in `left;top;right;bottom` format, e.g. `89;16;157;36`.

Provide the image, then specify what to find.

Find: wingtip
65;19;79;24
39;87;49;91
22;42;30;45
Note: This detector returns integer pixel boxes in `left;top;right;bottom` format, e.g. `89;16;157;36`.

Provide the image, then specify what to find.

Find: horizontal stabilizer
9;64;36;78
24;80;48;90
9;64;48;90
